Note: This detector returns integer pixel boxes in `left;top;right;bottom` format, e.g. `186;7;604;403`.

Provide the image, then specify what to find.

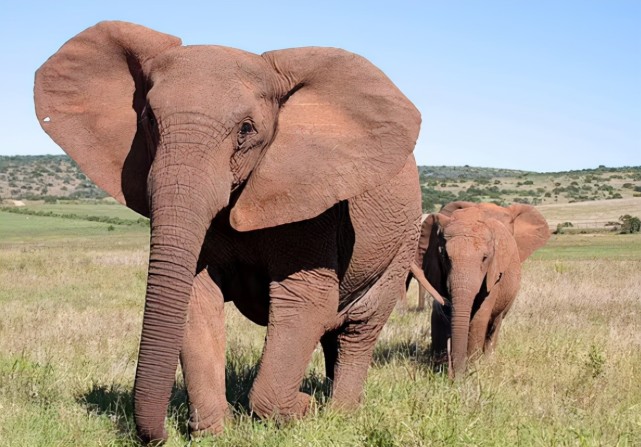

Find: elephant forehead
444;218;492;245
147;45;276;100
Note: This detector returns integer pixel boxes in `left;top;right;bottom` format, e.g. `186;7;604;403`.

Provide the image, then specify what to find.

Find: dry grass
1;206;640;446
537;197;641;228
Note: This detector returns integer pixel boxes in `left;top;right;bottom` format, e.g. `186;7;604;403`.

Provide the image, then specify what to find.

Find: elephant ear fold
34;21;181;216
229;47;421;231
507;204;551;261
440;201;477;217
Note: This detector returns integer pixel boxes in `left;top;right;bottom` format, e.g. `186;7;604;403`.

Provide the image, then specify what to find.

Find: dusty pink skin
34;21;423;444
414;201;550;378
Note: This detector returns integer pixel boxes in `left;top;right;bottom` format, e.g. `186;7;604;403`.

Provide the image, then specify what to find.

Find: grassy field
1;203;640;446
537;198;641;229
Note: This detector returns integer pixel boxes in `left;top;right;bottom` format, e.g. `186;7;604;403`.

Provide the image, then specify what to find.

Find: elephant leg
329;265;404;410
484;311;505;355
249;268;338;420
180;269;228;437
430;302;450;369
467;296;495;361
327;319;385;409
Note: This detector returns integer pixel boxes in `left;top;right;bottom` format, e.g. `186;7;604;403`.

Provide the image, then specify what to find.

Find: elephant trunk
449;285;475;379
133;142;230;443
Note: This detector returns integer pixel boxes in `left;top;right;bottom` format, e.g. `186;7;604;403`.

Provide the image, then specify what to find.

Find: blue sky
2;1;639;171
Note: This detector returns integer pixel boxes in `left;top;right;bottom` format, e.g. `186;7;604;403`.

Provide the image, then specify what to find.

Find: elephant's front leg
249;268;338;419
484;311;506;355
467;294;496;361
180;269;229;437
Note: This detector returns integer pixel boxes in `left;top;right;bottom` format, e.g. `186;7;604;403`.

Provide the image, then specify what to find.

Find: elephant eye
239;121;255;135
143;105;156;128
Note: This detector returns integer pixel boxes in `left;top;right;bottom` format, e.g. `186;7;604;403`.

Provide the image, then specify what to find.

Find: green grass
29;202;143;220
0;207;148;247
533;233;641;260
1;203;640;446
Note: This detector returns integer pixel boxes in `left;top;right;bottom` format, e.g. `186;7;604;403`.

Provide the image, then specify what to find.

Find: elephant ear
34;21;181;216
416;213;449;296
229;47;421;231
485;219;518;293
440;201;477;217
507;204;551;262
416;214;436;266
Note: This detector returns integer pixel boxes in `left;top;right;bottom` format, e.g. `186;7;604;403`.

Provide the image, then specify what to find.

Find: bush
619;215;641;234
554;222;574;234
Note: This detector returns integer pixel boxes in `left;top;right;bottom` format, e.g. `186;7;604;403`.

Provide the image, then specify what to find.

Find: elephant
415;201;549;378
34;21;422;443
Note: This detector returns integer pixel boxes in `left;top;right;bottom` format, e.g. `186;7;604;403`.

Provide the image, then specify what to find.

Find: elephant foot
188;403;231;438
250;391;311;421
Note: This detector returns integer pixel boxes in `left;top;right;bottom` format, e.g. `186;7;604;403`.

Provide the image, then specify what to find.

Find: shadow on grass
79;382;190;439
78;363;331;439
372;338;443;372
222;361;331;411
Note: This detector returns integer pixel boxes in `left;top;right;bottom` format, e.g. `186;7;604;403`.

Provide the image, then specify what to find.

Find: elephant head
419;202;549;377
34;21;420;442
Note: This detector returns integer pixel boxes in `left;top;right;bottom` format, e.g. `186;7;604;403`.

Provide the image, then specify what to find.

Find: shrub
619;215;641;234
554;222;573;235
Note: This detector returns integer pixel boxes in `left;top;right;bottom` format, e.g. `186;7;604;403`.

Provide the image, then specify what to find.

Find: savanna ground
1;201;640;446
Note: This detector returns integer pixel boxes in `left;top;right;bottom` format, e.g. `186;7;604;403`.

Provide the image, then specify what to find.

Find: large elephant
34;21;422;443
416;201;549;378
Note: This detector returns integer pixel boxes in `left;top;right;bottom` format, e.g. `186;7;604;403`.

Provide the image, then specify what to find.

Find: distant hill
1;155;640;212
419;164;641;212
0;155;105;201
419;165;531;179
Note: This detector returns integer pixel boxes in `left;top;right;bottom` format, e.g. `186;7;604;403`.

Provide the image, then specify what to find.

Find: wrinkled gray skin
417;202;550;378
34;21;422;443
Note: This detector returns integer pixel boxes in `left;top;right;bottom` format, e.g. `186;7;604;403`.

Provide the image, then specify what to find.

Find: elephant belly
218;263;270;326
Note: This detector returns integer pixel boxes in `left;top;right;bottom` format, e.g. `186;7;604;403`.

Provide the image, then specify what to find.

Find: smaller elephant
416;201;550;377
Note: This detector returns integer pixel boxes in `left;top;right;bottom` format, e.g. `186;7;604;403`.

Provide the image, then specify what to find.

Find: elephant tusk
410;262;446;306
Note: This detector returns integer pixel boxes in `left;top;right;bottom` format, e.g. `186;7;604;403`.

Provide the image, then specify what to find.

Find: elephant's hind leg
329;259;408;410
180;269;229;437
